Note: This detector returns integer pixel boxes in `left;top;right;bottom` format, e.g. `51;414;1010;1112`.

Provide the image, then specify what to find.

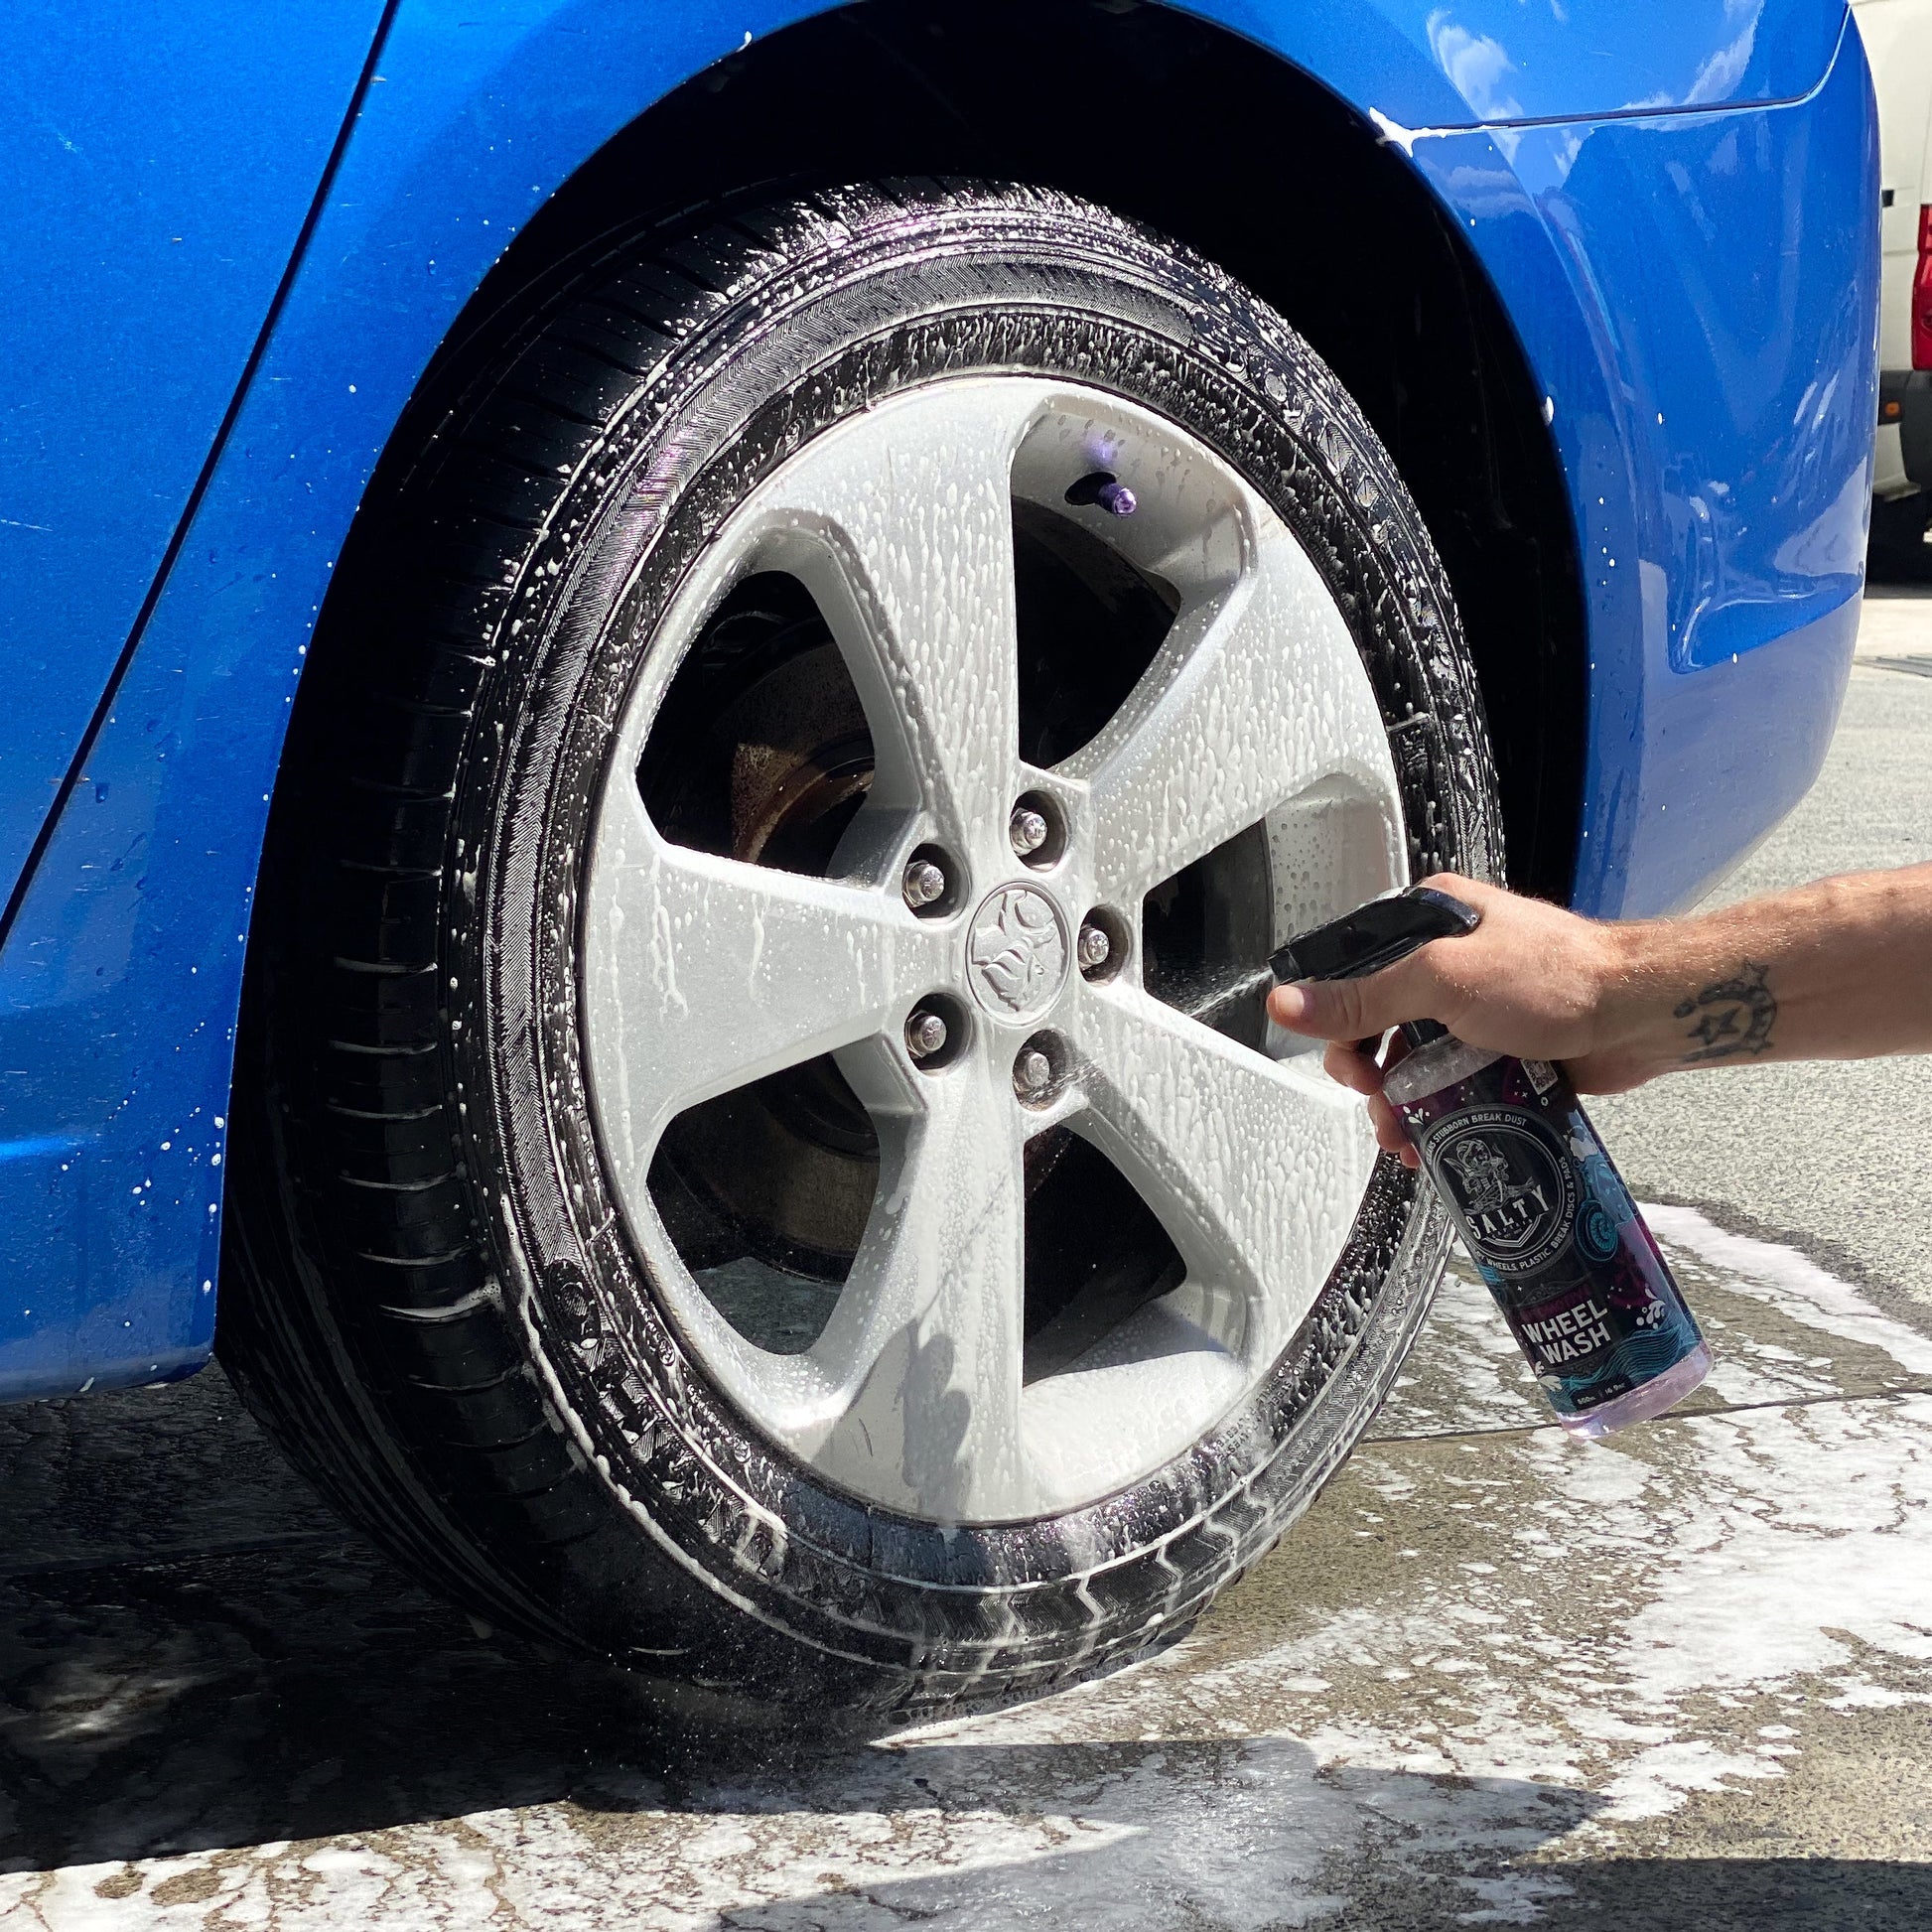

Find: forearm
1586;864;1932;1086
1270;865;1932;1129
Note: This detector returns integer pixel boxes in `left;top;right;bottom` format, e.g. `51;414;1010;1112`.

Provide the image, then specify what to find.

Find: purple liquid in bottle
1384;1035;1710;1438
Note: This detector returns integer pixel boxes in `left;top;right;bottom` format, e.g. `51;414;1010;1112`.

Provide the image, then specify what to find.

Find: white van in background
1857;0;1932;569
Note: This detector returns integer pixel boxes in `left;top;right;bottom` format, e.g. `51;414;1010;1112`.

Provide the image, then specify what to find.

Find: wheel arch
390;0;1589;900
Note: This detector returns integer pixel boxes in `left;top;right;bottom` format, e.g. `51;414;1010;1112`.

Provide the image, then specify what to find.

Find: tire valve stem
905;1009;949;1062
1009;808;1049;859
1064;470;1138;517
902;858;948;910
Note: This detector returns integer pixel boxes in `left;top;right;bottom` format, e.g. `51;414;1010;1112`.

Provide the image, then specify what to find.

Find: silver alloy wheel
583;377;1408;1524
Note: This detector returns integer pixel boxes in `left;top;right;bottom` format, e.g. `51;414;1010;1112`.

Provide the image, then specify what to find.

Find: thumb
1268;958;1433;1042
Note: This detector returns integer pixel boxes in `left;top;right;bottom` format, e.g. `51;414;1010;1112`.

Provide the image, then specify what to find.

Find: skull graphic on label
1423;1107;1579;1277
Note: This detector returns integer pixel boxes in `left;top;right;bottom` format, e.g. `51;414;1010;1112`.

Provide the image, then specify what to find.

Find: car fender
0;0;1872;1398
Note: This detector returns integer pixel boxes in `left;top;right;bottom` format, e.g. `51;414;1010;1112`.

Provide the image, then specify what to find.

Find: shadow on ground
3;1517;1930;1932
9;1325;1932;1928
1555;1860;1932;1930
0;1369;652;1868
0;1539;636;1868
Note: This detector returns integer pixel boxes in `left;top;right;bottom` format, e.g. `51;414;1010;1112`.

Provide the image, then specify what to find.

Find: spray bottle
1271;886;1710;1439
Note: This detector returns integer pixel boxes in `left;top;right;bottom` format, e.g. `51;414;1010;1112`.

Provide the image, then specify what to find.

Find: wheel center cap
965;883;1069;1019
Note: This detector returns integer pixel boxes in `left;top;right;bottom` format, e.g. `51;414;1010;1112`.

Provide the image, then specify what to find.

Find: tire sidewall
451;191;1501;1697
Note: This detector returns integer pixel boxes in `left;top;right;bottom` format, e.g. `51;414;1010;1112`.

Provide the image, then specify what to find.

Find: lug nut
1009;807;1049;859
902;858;947;910
1015;1048;1053;1098
1076;920;1112;971
906;1009;949;1061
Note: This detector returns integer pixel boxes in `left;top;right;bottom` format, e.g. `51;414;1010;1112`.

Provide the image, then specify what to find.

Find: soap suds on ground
7;1226;1932;1930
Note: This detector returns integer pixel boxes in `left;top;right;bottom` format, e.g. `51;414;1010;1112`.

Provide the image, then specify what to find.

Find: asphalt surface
4;598;1931;1928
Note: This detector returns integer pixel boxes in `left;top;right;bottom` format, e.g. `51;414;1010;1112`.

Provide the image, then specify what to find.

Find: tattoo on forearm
1675;960;1776;1063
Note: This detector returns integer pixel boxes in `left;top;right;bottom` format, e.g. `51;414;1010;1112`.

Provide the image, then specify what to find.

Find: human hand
1265;874;1641;1167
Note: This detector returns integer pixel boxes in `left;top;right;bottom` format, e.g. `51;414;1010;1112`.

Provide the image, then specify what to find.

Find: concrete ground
4;603;1932;1929
1591;588;1932;1307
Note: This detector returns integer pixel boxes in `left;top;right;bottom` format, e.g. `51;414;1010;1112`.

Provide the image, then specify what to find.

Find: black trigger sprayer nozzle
1268;885;1480;1046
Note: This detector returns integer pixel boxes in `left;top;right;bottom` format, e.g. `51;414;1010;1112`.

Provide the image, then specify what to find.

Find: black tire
1868;490;1932;584
220;180;1503;1715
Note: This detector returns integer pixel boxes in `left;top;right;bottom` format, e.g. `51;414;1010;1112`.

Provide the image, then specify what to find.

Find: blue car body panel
0;0;1876;1399
1407;30;1877;913
0;0;387;913
1232;0;1845;124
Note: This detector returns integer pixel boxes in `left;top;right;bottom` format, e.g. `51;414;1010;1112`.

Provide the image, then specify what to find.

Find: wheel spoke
582;374;1420;1524
583;783;949;1169
803;1045;1030;1520
1065;981;1377;1366
750;381;1042;881
1068;514;1397;903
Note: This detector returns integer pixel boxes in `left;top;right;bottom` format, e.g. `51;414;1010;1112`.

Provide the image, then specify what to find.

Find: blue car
0;0;1875;1710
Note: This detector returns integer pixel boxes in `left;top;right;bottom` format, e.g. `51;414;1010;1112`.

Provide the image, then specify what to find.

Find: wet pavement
7;1213;1932;1929
6;605;1932;1927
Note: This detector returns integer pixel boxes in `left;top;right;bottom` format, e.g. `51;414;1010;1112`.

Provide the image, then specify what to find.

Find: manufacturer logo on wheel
966;884;1069;1018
